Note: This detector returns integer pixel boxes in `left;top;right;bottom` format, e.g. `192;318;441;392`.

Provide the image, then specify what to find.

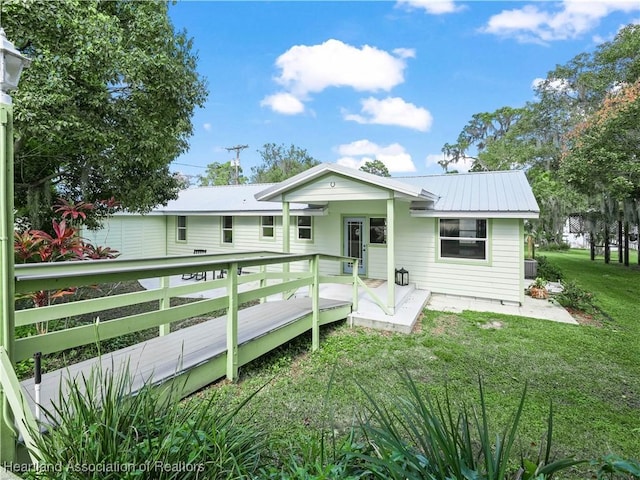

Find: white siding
83;215;166;260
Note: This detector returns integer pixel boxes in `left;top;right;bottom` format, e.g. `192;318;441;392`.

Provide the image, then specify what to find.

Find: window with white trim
297;216;312;240
439;218;487;260
261;216;274;238
222;216;233;244
177;216;187;242
369;217;387;244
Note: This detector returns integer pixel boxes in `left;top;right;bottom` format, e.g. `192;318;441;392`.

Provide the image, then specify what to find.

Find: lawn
199;248;639;477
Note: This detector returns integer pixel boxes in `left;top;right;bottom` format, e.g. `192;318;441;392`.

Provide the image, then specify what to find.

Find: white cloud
274;39;411;96
260;93;305;115
396;0;462;15
336;140;416;172
426;153;473;173
203;123;212;132
343;97;433;131
481;0;640;44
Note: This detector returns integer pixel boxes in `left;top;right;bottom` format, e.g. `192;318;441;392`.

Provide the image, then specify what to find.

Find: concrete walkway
426;293;578;324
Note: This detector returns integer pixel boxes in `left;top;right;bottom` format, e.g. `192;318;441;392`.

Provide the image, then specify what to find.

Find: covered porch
254;163;438;318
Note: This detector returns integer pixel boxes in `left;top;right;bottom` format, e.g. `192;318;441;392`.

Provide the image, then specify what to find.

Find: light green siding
83;215;166;259
394;202;523;303
284;174;391;202
96;200;525;303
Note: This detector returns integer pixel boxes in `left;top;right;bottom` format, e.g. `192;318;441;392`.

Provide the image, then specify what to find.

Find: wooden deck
19;297;351;420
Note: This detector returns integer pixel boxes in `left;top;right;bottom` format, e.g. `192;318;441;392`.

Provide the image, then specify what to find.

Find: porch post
311;255;320;351
386;197;395;313
282;201;290;253
226;262;239;381
282;202;290;279
158;276;171;336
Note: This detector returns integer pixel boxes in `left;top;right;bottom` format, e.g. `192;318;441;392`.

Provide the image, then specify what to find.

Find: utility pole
226;144;248;185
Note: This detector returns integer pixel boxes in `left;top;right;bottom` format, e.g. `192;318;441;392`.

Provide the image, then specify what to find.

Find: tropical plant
354;373;582;480
556;281;597;314
27;365;266;479
594;454;640;479
14;198;120;333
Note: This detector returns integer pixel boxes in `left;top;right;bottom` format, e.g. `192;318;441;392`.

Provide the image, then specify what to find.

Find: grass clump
27;364;265;479
355;372;582;480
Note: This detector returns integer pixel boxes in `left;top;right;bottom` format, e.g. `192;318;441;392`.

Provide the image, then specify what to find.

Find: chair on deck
182;249;207;281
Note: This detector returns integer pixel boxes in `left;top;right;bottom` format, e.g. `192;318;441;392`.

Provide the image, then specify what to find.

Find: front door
343;217;366;275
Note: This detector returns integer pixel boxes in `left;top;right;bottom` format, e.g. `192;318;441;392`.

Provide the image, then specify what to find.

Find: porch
140;274;430;334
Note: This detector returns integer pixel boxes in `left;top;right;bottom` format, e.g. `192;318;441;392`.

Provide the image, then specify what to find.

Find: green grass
199;248;640;477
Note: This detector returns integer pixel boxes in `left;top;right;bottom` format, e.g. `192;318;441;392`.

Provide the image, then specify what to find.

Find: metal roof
254;163;438;202
398;170;539;216
153;183;317;215
143;166;538;218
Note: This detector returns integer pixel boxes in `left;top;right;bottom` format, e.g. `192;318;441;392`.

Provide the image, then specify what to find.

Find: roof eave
410;210;540;219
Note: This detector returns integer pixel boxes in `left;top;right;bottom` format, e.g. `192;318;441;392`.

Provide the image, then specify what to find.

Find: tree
198;162;247;186
251;143;320;183
4;0;208;229
441;106;524;172
561;79;640;202
359;160;391;177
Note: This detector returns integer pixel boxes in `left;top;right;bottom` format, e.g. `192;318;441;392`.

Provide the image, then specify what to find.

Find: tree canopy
250;143;320;183
5;0;207;229
359;159;391;177
442;24;640;245
198;162;247;186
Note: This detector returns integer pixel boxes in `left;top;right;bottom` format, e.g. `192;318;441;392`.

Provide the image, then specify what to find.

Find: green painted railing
2;251;359;464
13;252;358;363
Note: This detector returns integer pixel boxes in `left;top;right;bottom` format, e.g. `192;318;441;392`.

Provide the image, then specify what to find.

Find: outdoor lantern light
0;27;30;463
395;267;409;286
0;27;30;100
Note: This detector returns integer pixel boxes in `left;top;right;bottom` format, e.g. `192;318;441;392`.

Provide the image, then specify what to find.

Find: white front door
343;217;366;275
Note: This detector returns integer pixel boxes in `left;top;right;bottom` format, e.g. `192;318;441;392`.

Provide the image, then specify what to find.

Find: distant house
85;163;539;307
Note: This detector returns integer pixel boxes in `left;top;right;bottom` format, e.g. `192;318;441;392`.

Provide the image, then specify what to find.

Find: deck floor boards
19;297;350;417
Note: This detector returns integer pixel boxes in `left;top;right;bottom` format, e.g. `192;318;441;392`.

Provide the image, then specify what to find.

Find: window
177;216;187;242
261;216;274;238
369;217;387;244
222;216;233;243
297;216;312;240
439;218;487;260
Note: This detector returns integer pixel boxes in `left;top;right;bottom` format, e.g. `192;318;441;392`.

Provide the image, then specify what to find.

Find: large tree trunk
624;221;629;266
590;231;595;261
604;225;610;264
618;220;623;263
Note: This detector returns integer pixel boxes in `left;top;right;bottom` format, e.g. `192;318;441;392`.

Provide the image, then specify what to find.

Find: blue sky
168;1;640;181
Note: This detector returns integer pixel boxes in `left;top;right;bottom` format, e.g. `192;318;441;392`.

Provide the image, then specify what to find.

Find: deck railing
12;251;358;363
3;251;359;463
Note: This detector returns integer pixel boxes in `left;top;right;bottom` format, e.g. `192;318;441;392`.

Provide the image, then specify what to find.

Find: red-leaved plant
15;198;120;333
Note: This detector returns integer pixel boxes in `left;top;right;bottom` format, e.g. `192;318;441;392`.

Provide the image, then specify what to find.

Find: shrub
354;372;583;480
542;242;571;252
536;256;563;282
27;364;265;479
557;280;597;314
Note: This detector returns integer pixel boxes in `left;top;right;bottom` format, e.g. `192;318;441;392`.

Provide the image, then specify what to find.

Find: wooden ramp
19;297;351;419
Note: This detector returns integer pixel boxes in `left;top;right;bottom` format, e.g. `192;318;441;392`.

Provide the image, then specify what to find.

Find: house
84;163;539;308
